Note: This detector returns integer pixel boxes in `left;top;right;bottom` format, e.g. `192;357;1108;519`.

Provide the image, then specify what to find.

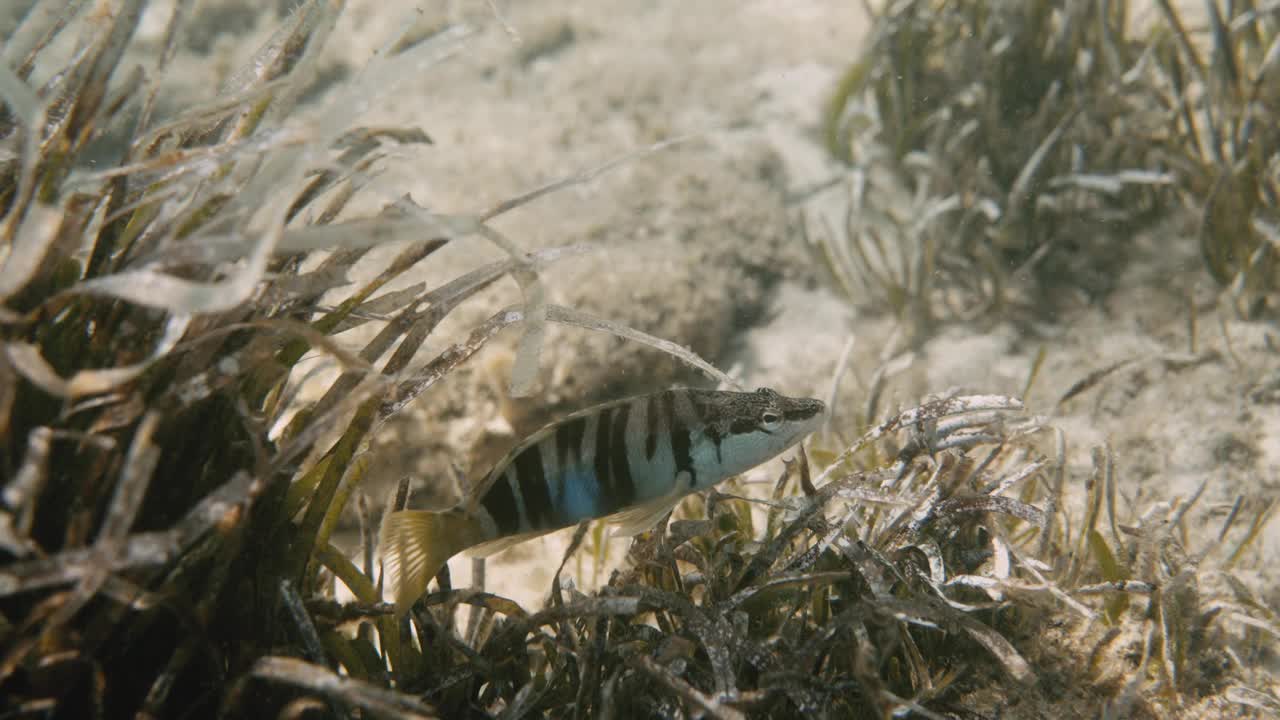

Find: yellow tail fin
379;509;488;614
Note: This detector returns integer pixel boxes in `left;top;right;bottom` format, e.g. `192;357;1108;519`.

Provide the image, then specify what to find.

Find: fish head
692;387;826;486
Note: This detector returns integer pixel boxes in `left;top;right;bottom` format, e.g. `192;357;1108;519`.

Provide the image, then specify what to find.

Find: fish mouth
783;398;827;424
777;398;827;444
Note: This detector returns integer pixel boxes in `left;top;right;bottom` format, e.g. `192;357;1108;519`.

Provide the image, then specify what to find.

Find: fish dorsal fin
464;529;552;558
606;470;693;537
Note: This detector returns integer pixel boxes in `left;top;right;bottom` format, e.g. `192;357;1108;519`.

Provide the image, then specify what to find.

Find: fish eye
761;411;781;425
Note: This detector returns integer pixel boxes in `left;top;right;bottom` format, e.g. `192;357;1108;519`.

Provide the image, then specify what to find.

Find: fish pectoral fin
606;491;684;538
464;529;552;559
608;470;694;537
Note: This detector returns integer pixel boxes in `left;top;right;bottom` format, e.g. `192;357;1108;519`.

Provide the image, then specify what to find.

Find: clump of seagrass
0;1;726;718
1142;0;1280;316
367;396;1027;717
814;0;1179;341
379;393;1274;718
1063;446;1280;718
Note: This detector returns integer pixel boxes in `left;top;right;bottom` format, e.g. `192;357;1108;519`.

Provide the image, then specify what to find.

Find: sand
94;0;1278;713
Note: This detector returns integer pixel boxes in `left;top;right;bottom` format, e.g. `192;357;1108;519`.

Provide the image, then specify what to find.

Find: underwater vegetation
818;0;1280;340
0;0;1276;719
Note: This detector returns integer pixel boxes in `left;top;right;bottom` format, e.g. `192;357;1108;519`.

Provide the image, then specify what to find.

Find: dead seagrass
380;387;826;611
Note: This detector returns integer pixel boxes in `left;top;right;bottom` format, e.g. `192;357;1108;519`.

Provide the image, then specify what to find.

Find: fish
379;387;826;613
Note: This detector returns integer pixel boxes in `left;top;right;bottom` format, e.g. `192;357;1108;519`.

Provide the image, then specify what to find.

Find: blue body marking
558;466;602;523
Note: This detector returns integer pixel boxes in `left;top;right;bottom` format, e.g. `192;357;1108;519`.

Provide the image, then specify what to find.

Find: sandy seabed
102;0;1279;714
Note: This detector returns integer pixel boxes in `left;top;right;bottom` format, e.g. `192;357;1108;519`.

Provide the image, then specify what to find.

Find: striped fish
379;387;826;612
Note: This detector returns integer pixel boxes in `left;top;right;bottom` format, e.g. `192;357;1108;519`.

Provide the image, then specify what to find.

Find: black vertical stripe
514;445;550;529
556;415;587;469
609;402;635;508
708;425;724;463
668;392;694;485
481;469;521;535
646;392;666;459
593;406;614;503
